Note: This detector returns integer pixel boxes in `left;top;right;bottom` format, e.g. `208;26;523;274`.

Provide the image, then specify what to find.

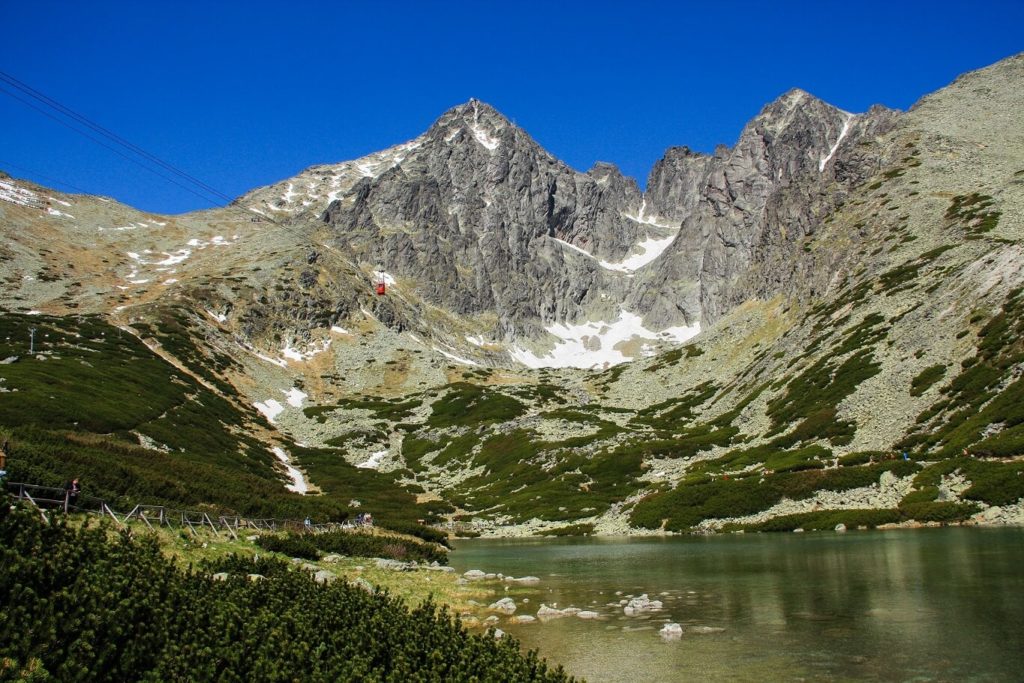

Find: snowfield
511;309;700;369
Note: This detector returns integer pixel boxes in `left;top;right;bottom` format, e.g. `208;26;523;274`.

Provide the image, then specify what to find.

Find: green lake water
450;528;1024;682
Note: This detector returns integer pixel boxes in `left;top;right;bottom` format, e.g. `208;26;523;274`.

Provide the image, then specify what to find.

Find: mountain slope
1;54;1023;535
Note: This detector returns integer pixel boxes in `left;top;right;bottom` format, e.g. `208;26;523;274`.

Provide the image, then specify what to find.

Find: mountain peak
435;99;513;129
426;99;520;152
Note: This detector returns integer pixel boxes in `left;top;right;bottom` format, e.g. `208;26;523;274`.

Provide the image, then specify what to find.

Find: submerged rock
623;594;663;615
489;597;517;614
660;623;683;640
509;575;541;585
537;604;567;619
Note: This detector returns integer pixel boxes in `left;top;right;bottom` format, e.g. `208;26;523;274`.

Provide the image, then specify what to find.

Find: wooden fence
4;481;365;539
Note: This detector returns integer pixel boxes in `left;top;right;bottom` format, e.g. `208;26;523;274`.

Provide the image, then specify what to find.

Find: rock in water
660;623;683;640
623;594;663;615
488;597;517;614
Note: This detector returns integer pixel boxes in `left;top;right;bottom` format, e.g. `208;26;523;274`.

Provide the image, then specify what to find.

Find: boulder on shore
314;570;337;585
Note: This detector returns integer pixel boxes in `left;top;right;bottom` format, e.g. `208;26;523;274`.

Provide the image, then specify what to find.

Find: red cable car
376;280;386;296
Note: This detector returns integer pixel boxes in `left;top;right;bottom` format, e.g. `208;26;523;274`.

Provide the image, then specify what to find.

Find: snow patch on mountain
271;446;308;494
46;206;74;219
819;113;855;171
283;387;307;408
510;310;701;369
599;234;677;272
433;347;480;366
0;179;42;208
281;339;331;363
357;450;388;470
469;100;501;151
255;399;285;422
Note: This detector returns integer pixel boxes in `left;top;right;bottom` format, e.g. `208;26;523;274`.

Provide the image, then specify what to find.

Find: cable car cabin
376;281;386;296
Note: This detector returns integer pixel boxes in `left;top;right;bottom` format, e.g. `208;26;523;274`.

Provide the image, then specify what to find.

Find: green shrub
379;520;452;548
839;451;885;466
0;500;570;681
735;508;900;532
536;523;594;537
898;501;979;522
910;365;946;396
256;534;320;560
899;486;939;506
427;383;526;428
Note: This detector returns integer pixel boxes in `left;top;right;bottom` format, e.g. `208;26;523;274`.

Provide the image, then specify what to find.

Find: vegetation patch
427;383;526;428
536;523;594;537
909;364;946;396
0;501;570;682
945;193;1001;235
766;347;881;446
726;508;900;532
899;288;1024;458
257;528;448;563
631;461;916;532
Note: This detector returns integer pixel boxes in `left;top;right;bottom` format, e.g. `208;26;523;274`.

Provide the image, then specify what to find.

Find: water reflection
451;528;1024;682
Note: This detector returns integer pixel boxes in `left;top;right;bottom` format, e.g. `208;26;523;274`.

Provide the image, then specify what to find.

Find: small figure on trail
304;516;312;530
64;478;81;512
902;451;910;461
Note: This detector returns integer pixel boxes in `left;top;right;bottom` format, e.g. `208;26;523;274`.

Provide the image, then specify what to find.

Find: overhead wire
0;72;398;297
0;82;228;209
0;70;276;224
0;70;236;204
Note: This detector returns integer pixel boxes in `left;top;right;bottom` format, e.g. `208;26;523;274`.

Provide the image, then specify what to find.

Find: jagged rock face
319;101;655;338
236;91;907;349
639;90;900;323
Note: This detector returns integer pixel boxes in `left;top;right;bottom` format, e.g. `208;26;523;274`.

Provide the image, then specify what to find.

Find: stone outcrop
636;91;899;325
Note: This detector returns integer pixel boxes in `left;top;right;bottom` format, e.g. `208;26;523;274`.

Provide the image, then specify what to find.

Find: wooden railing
4;481;368;538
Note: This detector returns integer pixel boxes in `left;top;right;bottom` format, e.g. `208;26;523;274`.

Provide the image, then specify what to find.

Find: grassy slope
0;310;433;524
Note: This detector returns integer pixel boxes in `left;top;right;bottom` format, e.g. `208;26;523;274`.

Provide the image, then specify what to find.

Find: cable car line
0;70;235;205
0;71;396;296
0;83;228;209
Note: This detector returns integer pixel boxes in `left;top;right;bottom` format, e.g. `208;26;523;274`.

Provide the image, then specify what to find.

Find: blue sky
2;1;1022;214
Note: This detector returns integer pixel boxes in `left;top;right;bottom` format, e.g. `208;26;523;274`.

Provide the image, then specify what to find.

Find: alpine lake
450;528;1024;682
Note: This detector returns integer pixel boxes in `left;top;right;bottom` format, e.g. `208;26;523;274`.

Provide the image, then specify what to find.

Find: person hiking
65;478;81;512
